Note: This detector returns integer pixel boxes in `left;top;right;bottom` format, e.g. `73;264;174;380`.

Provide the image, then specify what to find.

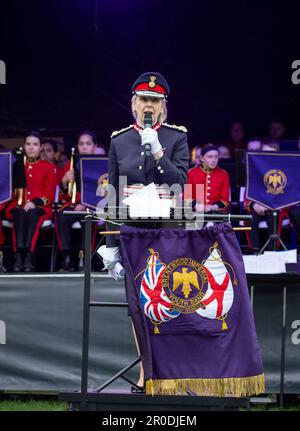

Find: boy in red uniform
5;131;57;272
186;144;230;213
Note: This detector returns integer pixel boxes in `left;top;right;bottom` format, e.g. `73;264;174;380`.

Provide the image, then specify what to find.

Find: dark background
1;0;300;149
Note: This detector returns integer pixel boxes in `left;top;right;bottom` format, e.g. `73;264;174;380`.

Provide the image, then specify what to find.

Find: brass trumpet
68;147;77;205
16;147;26;206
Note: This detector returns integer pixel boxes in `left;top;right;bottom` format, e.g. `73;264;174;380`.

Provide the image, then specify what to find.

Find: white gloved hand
97;245;121;270
97;245;125;280
139;128;162;155
108;262;125;280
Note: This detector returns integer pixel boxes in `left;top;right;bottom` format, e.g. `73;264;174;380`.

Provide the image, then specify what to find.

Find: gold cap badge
148;75;156;88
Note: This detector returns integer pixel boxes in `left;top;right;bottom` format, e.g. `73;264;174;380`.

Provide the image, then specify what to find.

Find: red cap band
134;82;166;95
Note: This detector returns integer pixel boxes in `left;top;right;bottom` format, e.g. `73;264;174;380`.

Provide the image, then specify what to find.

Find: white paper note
243;253;287;274
122;182;171;218
263;249;297;264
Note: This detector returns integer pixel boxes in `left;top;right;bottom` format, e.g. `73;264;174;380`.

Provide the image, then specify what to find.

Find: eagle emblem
173;268;200;299
263;169;287;195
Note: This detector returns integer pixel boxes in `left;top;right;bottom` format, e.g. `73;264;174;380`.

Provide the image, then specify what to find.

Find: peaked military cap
132;72;170;99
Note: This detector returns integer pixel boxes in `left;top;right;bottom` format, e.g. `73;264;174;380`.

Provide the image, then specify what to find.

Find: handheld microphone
143;112;153;156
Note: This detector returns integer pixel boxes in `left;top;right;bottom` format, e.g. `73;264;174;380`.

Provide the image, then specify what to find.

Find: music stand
258;210;288;254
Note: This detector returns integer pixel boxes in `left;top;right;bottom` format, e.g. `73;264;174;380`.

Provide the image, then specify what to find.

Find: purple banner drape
79;156;108;210
120;223;264;396
0;151;12;204
246;151;300;210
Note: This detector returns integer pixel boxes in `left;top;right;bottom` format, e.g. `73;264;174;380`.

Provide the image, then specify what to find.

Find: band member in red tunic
41;138;64;186
185;144;230;213
55;131;97;271
5;131;57;272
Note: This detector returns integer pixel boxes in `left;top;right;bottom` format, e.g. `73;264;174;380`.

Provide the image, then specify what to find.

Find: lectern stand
59;209;252;411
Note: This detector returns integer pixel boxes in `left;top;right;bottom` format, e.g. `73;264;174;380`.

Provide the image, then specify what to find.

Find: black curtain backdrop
1;0;300;149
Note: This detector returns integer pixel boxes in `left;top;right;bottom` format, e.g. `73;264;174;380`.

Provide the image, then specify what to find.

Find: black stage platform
1;271;299;410
59;388;250;411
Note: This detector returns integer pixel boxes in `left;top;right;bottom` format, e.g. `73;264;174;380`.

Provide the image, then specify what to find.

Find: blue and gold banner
120;224;264;397
79;156;108;210
0;151;13;204
246;152;300;210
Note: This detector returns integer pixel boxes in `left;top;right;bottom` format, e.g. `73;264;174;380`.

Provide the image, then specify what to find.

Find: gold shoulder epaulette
111;124;133;138
162;123;187;133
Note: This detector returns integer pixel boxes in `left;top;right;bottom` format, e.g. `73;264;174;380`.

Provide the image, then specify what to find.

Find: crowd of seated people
190;120;300;253
0;130;107;273
0;119;299;272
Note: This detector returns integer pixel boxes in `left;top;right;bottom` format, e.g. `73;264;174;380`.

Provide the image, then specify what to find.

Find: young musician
55;131;97;271
5;131;57;272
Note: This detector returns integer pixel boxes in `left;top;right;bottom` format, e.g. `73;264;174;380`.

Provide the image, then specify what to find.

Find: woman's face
201;150;220;169
77;134;96;155
230;122;244;142
133;96;163;125
24;136;42;159
43;143;56;163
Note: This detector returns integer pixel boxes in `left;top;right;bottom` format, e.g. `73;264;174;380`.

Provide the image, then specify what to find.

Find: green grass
0;399;299;411
250;404;300;411
0;400;68;411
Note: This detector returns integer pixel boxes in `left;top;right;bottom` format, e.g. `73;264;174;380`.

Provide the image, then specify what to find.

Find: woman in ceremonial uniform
185;143;230;213
55;130;97;271
99;72;189;392
5;131;57;272
104;71;189;249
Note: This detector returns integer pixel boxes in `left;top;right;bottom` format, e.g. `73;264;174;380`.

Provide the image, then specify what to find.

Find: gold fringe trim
221;318;228;331
146;374;265;397
154;323;160;334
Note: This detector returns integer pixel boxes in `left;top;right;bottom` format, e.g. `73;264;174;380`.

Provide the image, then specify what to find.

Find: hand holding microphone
139;112;162;158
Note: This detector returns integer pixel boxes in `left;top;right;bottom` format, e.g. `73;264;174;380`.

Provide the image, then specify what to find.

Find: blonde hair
131;94;167;124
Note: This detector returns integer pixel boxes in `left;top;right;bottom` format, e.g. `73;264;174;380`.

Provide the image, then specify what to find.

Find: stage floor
59;389;250;411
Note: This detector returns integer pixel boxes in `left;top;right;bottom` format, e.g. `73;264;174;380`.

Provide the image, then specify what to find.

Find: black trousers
289;205;300;236
248;210;276;250
12;207;44;251
56;210;84;252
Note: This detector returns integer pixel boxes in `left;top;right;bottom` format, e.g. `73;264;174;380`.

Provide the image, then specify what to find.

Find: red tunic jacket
5;159;57;220
57;160;81;211
186;163;230;211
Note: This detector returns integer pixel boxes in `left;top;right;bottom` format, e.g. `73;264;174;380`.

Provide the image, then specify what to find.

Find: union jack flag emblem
140;249;180;329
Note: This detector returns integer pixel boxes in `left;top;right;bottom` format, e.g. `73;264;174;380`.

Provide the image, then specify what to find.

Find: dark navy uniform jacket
109;122;189;198
107;122;189;246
